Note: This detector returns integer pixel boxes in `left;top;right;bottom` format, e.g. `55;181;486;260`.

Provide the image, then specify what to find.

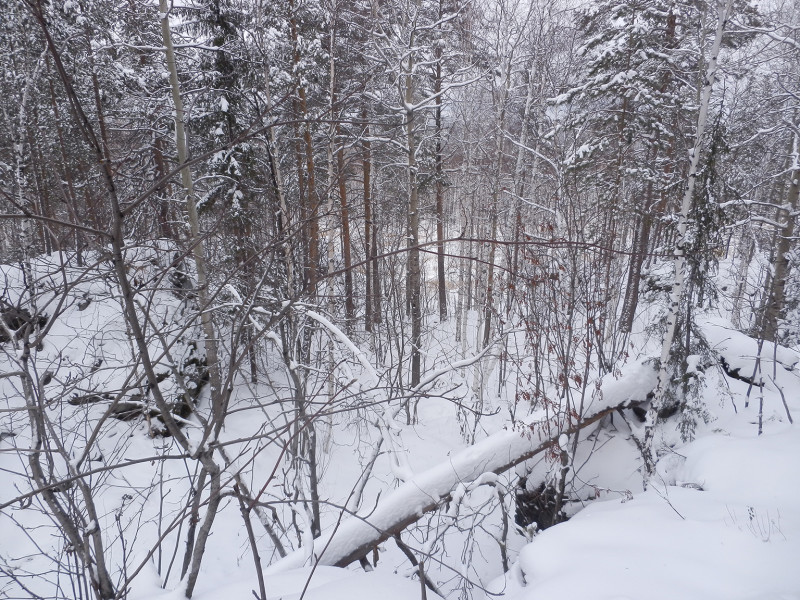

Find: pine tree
558;0;697;336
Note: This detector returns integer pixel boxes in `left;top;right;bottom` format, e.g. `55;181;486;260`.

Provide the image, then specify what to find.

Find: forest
1;0;799;598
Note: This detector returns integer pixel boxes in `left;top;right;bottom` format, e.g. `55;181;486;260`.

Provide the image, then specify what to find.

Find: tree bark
363;115;374;331
643;0;734;484
434;18;447;321
159;6;228;596
337;134;356;331
405;53;422;387
289;0;320;296
763;128;800;342
159;0;223;431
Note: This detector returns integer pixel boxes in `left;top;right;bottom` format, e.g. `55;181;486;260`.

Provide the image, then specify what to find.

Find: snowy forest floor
1;251;799;600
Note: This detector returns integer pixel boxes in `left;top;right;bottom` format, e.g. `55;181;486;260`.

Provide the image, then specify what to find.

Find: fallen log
265;402;628;573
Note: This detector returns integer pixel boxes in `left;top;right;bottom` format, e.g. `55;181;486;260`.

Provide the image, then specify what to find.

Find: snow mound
488;426;800;600
702;319;799;380
680;429;800;506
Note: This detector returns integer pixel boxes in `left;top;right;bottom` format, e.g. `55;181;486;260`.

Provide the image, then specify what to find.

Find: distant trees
748;4;800;344
558;0;699;340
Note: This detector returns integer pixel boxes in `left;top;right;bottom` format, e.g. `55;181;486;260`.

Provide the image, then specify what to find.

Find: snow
130;567;441;600
498;488;799;600
482;342;800;600
702;317;799;378
488;426;800;600
3;251;800;600
590;358;659;412
680;429;800;505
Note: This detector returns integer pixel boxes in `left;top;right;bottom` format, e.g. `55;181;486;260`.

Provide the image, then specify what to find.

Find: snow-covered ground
490;406;800;600
1;251;799;599
131;358;800;600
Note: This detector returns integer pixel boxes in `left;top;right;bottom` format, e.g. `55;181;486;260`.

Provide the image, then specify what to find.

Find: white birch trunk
159;5;227;597
642;0;735;485
159;0;222;431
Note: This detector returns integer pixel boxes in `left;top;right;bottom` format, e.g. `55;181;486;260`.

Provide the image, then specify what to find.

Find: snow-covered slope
2;251;799;600
486;347;800;600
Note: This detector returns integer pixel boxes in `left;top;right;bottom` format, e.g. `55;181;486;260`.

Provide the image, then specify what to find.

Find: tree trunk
620;201;652;334
337;135;356;331
434;29;447;321
159;0;222;428
151;135;176;240
762;128;800;342
47;67;84;263
643;0;734;485
405;55;422;387
483;204;498;349
259;47;295;297
159;6;228;596
265;401;628;573
289;0;320;296
363;115;373;331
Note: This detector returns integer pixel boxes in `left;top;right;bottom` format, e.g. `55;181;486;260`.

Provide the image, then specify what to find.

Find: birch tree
642;0;736;484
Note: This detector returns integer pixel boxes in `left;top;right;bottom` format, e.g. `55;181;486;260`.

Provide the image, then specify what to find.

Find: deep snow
1;252;799;600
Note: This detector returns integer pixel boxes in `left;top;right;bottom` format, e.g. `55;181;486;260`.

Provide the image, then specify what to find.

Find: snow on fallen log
702;319;799;383
265;361;657;572
587;359;660;413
